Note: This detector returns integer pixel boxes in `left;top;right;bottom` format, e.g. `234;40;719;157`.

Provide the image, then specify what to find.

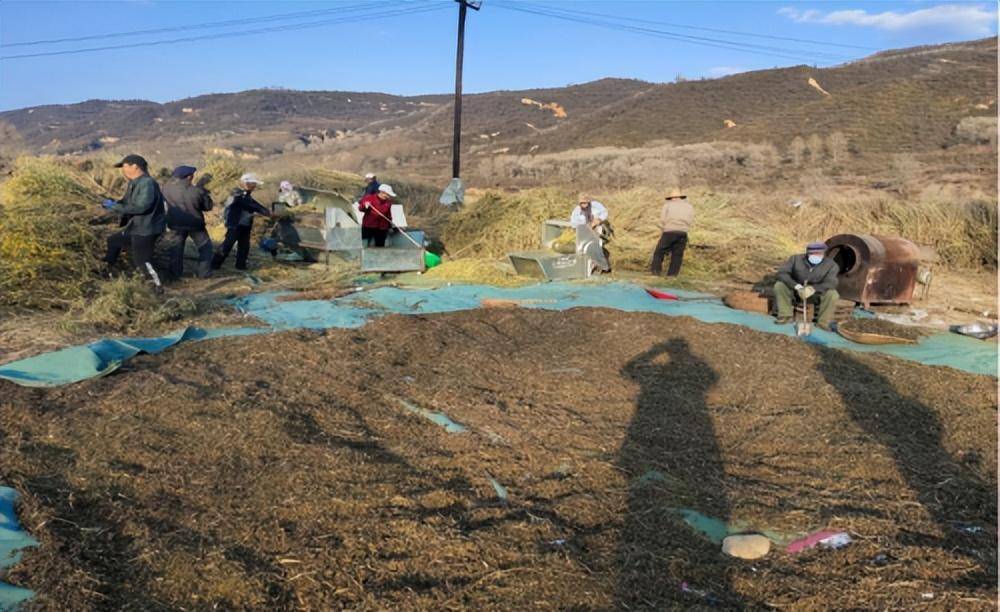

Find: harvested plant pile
64;276;199;334
444;185;998;282
839;317;929;342
420;258;528;287
1;309;995;609
0;157;106;308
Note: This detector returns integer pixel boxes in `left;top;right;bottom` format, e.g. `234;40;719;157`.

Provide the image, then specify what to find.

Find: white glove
794;284;804;291
797;286;816;300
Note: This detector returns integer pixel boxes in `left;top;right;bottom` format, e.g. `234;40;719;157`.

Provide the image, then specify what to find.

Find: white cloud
707;66;745;77
778;4;998;35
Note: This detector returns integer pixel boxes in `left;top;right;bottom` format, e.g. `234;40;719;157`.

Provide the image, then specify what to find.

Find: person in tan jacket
650;189;694;276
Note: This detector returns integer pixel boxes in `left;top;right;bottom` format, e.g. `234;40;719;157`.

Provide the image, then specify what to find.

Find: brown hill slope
526;37;997;154
0;37;994;157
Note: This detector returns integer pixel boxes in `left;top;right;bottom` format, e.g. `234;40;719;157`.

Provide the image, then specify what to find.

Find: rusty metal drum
825;234;920;308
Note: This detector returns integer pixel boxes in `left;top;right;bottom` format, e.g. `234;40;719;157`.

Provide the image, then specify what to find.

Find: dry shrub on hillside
954;116;998;146
479;141;780;190
0;157;104;308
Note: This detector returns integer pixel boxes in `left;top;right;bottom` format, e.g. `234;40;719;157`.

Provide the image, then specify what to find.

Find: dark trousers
169;228;213;278
362;227;388;247
104;230;162;287
213;225;252;270
650;231;688;276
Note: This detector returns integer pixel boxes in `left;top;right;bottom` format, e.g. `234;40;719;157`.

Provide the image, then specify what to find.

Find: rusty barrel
825;234;920;308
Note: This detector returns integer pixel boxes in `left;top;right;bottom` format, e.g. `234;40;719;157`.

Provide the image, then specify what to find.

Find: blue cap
806;241;827;252
172;165;196;178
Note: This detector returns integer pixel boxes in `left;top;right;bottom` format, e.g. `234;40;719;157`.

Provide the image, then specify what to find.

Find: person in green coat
773;241;840;330
101;154;166;291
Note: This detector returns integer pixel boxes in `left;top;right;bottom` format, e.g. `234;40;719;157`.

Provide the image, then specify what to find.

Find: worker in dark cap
162;165;214;278
773;241;840;330
101;154;166;291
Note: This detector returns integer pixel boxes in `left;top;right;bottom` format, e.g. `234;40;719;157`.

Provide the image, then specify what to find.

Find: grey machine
507;220;607;281
296;186;425;273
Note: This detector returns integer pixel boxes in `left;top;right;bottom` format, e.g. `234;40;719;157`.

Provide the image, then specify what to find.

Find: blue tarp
1;281;995;388
234;282;996;376
0;327;267;388
1;487;37;610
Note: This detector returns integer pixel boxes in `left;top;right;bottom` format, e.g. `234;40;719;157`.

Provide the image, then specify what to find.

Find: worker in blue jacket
211;173;273;271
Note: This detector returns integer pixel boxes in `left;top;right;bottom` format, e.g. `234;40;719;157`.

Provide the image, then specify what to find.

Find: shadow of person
617;338;741;608
815;347;997;581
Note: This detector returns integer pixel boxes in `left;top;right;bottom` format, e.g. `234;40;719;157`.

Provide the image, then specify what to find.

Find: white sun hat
378;184;397;198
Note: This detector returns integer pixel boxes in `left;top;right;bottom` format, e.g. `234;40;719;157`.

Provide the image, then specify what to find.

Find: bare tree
788;136;807;166
806;133;824;162
826;131;849;165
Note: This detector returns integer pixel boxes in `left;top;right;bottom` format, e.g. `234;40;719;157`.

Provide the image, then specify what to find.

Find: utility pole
440;0;481;206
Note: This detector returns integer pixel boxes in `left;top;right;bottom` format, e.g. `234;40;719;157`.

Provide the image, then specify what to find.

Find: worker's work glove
101;199;116;209
797;285;816;300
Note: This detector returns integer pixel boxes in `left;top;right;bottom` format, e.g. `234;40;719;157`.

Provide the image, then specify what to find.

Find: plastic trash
950;322;998;340
786;530;849;554
486;473;508;501
819;532;852;549
722;534;771;559
424;251;442;269
645;287;679;301
680;582;720;605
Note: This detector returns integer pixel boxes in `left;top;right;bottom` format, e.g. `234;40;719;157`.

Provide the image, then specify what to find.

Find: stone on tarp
722;534;771;559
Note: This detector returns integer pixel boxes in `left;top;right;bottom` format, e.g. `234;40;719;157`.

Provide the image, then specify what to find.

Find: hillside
0;37;994;166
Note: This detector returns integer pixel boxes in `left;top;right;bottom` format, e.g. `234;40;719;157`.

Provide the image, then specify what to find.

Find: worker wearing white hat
358;183;397;247
358;172;381;200
212;173;273;270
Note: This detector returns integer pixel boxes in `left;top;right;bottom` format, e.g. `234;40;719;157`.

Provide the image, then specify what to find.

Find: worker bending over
773;241;840;330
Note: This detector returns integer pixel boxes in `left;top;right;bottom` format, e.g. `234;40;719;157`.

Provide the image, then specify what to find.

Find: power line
492;2;850;64
510;1;877;52
0;5;447;60
1;2;383;48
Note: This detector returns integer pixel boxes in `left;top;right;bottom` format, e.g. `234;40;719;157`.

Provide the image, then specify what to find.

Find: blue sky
0;1;996;111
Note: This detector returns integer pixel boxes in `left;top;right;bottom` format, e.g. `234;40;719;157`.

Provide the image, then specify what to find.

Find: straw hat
665;189;687;200
577;193;593;204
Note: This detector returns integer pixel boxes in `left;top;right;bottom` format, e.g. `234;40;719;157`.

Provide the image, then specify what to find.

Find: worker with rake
358;183;397;247
773;242;840;331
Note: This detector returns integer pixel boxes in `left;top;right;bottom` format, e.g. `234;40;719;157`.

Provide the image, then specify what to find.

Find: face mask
807;254;823;265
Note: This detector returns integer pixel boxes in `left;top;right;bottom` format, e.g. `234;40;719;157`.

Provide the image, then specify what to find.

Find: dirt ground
0;308;996;610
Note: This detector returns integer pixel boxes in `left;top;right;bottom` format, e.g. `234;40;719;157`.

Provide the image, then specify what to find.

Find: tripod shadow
617;339;740;608
815;348;997;581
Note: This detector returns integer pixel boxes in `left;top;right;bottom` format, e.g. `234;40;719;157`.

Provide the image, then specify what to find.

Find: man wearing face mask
773;241;840;330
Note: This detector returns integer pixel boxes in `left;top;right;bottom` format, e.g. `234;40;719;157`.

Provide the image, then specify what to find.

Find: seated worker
773;241;840;330
211;173;273;271
358;183;396;248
